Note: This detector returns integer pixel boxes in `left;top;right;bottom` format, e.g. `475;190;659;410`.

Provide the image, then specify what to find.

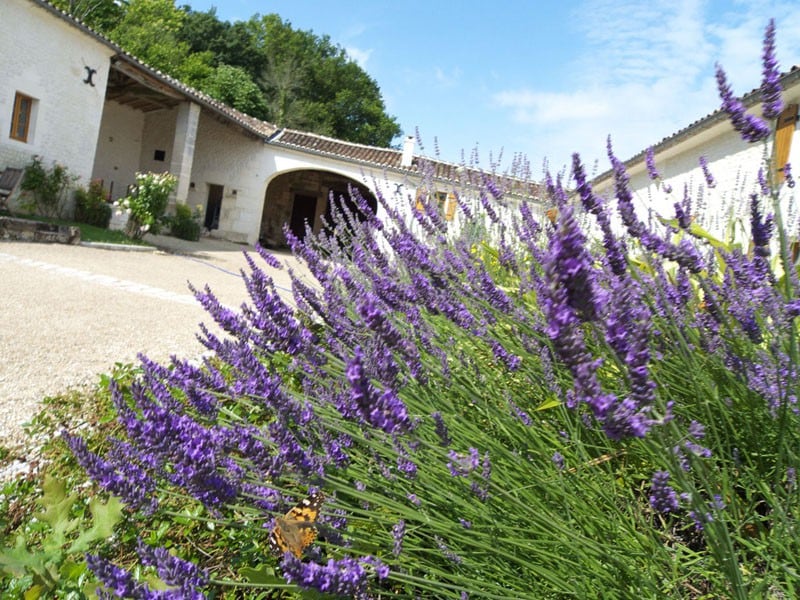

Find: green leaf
534;398;560;411
68;495;124;554
23;584;43;600
238;563;282;584
0;535;42;578
36;475;80;548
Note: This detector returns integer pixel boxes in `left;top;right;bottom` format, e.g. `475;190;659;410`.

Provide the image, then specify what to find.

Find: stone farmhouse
591;68;800;241
1;0;542;248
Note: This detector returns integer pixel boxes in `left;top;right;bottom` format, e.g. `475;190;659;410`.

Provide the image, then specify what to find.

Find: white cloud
346;46;372;67
488;0;800;171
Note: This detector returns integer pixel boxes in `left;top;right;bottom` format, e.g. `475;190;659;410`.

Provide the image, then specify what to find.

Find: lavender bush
67;20;799;599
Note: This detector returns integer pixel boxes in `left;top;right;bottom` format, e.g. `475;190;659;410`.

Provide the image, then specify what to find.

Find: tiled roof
271;129;408;169
271;129;542;198
593;65;800;184
30;0;278;139
28;0;541;199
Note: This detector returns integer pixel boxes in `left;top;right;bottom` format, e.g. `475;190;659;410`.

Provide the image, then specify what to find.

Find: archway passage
260;170;378;248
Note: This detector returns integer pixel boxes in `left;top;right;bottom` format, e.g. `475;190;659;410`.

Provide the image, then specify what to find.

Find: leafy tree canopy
51;0;402;147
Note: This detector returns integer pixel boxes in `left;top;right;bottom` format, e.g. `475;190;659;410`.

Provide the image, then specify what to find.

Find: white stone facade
0;1;113;190
592;88;800;243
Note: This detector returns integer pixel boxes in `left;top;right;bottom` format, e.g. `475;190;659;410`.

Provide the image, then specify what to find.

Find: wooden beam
111;58;184;100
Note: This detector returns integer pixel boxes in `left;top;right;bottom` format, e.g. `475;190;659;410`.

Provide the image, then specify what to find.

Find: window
772;103;798;184
415;189;457;221
10;92;34;142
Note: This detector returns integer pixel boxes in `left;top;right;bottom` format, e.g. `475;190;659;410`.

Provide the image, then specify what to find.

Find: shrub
63;19;800;600
115;171;177;240
166;202;203;241
74;180;111;228
19;155;75;219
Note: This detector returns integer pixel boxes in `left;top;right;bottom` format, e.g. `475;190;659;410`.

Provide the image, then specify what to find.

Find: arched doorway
259;170;378;248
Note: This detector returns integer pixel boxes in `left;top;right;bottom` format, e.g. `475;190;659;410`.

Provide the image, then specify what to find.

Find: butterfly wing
269;492;325;557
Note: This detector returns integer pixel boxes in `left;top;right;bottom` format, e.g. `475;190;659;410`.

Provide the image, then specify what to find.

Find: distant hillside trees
52;0;401;147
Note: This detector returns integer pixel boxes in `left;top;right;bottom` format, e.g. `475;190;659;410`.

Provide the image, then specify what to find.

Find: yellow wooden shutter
445;192;457;221
772;103;798;184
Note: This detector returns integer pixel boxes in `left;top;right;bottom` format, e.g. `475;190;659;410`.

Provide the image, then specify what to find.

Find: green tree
108;0;191;74
202;64;269;120
248;13;401;146
50;0;124;31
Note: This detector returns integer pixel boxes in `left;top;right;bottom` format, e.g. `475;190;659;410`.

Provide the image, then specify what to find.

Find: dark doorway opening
289;194;318;240
205;184;223;230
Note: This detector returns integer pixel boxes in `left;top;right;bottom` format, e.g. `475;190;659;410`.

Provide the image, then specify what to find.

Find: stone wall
0;217;80;244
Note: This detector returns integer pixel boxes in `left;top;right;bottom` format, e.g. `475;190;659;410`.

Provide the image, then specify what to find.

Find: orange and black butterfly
268;491;325;557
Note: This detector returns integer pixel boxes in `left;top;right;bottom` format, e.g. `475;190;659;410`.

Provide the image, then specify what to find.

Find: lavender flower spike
645;147;660;181
715;64;771;143
761;18;783;120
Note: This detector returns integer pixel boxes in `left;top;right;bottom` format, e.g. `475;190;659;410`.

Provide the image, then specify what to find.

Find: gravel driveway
0;235;304;450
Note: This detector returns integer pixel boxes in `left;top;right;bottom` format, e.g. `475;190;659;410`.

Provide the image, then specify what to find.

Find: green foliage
54;0;402;146
116;171;177;240
201;64;269;119
49;0;124;31
108;0;191;74
0;473;123;597
165;202;203;241
73;180;112;229
19;156;76;220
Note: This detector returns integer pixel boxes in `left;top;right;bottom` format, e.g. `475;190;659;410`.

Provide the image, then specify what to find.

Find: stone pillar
169;101;201;205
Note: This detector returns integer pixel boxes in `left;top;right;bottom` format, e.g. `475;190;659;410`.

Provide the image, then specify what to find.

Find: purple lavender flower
673;185;693;230
784;162;796;187
136;540;209;594
435;535;463;565
508;399;532;426
344;348;412;435
392;519;406;557
715;63;771;143
447;448;481;477
552;451;565;471
649;471;681;513
750;193;774;260
608;140;703;273
572;153;628;276
698;156;716;189
87;554;140;598
542;183;605;322
760;19;783;120
432;412;452;446
645;147;661;180
280;554;389;596
64;433;157;513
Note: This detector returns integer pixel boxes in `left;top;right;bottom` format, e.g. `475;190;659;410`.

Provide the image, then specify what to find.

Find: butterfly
268;491;325;558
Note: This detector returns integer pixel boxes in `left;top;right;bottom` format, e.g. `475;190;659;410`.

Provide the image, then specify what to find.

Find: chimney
400;135;415;168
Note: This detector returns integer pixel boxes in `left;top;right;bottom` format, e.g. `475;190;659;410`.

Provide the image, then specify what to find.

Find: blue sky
185;0;800;174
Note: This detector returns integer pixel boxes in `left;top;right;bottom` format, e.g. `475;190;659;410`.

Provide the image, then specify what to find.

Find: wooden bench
0;167;24;212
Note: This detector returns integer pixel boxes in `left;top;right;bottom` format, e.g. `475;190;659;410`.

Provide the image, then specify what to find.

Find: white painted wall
0;0;113;185
92;100;145;200
593;96;800;243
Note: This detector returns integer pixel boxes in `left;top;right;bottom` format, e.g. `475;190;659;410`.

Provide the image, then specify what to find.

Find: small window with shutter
772;103;798;184
10;92;35;143
415;189;457;221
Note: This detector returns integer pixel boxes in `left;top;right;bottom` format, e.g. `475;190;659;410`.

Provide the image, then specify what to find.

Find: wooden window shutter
772;103;798;183
445;192;457;221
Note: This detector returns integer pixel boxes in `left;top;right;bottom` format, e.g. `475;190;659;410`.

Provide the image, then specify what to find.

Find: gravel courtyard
0;235;304;451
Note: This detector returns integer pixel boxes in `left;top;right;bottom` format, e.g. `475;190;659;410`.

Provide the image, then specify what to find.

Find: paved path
0;234;305;449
